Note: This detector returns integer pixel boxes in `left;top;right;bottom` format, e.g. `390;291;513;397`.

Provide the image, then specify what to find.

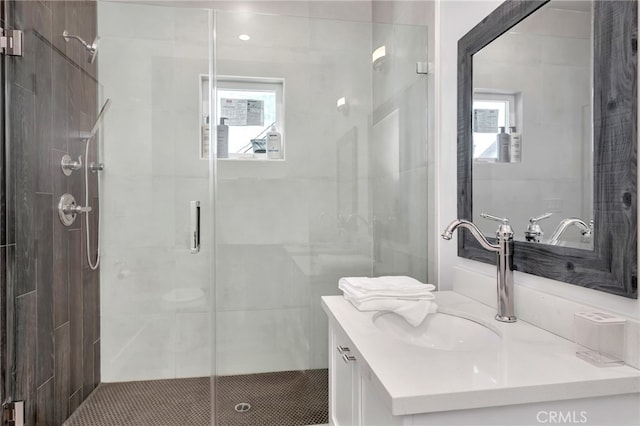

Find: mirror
458;0;637;298
472;0;593;248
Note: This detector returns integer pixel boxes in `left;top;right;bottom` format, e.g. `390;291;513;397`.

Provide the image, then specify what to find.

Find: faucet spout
441;218;516;323
441;219;499;252
547;217;592;245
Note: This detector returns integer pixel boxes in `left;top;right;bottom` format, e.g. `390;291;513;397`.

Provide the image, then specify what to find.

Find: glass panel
97;1;214;422
214;8;429;425
371;20;430;283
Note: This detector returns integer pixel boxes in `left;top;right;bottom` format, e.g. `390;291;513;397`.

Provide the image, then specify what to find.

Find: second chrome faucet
442;214;517;323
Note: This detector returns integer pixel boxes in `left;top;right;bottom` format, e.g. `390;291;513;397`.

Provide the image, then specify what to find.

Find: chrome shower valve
58;193;92;227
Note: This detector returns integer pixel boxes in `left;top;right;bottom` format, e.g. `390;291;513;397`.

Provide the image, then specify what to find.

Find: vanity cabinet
329;320;401;426
325;298;640;426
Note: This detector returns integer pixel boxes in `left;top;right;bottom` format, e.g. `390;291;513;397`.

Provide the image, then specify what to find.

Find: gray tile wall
1;1;100;424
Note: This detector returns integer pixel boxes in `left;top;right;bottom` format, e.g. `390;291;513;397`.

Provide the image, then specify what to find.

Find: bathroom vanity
322;292;640;426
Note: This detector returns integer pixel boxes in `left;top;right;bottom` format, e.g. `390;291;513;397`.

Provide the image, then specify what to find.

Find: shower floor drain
234;403;251;413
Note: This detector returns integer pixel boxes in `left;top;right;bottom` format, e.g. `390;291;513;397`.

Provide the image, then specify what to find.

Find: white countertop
321;291;640;416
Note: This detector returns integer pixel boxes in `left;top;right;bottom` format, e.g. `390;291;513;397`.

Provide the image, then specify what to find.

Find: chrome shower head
63;30;100;64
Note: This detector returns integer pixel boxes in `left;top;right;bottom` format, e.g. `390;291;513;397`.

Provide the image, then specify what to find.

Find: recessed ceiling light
238;34;251;41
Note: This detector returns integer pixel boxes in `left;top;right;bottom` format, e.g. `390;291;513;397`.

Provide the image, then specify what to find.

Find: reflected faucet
442;214;516;323
547;218;592;245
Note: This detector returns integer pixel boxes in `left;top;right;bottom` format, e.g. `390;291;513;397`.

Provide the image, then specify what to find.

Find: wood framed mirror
457;0;637;298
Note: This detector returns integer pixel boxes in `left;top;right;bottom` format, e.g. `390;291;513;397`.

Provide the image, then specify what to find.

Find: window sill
214;153;285;162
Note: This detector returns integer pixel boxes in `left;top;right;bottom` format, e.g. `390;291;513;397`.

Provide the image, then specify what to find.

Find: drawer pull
342;354;356;363
337;345;350;353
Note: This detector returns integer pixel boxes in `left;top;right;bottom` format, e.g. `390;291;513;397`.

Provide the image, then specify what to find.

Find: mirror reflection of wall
471;0;593;248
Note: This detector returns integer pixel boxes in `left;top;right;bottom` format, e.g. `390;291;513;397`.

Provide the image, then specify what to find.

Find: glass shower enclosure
96;2;430;425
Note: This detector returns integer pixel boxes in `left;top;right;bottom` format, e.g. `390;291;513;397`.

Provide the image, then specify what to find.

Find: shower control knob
64;204;92;214
61;154;82;176
58;193;92;227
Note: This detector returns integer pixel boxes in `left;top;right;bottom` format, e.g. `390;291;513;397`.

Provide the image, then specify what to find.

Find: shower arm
62;31;90;48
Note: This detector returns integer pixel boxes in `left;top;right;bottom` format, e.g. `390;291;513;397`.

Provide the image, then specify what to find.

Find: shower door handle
190;201;201;254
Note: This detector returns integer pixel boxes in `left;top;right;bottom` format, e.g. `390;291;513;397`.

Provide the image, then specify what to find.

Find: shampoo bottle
497;126;510;163
201;116;210;158
509;126;521;163
267;125;282;159
217;117;229;159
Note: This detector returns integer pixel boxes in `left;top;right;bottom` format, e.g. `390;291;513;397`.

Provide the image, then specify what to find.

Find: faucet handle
480;213;509;224
529;212;552;223
525;213;552;242
481;213;513;240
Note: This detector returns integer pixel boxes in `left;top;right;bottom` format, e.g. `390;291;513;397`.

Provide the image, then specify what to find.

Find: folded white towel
339;276;435;293
340;282;435;303
339;276;437;326
344;293;438;326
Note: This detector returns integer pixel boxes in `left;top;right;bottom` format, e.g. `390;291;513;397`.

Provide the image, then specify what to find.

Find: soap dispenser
497;126;510;163
267;125;282;159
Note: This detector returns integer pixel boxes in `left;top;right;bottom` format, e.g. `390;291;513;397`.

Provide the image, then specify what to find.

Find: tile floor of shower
64;369;328;426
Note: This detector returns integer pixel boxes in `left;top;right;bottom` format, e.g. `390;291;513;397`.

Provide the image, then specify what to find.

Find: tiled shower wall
1;1;100;424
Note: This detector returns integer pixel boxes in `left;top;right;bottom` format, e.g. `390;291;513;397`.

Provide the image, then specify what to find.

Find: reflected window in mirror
472;93;520;162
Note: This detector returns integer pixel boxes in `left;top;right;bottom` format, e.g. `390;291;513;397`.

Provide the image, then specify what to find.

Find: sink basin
372;310;501;351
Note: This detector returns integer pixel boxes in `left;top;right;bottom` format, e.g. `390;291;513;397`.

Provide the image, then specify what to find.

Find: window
216;77;284;159
472;92;519;161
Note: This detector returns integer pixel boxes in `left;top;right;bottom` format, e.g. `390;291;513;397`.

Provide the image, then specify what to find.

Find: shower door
97;2;215;423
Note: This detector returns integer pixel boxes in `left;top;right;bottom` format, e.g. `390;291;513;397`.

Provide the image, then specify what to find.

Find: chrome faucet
441;214;516;323
547;217;592;245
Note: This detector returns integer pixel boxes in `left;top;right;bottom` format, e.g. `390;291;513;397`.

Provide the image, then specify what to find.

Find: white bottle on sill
267;125;282;159
509;126;522;163
497;126;511;163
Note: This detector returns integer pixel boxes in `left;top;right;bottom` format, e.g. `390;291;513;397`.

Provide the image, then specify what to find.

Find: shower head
63;30;100;64
87;99;112;141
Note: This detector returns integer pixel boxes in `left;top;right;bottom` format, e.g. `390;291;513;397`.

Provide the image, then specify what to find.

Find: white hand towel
339;276;435;293
338;277;435;304
339;275;437;326
344;293;438;326
340;282;435;303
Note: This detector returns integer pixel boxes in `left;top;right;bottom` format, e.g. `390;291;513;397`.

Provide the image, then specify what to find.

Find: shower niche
200;75;285;160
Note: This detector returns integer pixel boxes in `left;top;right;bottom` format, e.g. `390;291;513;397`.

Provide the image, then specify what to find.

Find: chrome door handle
190;201;200;254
